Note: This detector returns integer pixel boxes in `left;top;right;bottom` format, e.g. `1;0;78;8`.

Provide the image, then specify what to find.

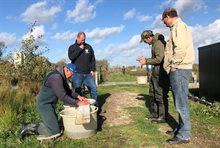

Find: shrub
200;102;220;118
194;101;220;119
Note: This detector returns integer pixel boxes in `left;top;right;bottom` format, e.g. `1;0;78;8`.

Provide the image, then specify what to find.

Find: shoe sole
151;121;166;124
37;133;61;141
167;140;190;144
144;117;157;120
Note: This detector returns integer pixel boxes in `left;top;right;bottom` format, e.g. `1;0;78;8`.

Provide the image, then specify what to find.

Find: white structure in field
14;51;25;68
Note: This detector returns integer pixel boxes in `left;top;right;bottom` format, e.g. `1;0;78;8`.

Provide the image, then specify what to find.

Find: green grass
106;72;137;82
99;84;149;93
0;84;220;147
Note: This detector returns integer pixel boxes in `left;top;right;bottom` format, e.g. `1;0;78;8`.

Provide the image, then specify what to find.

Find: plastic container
63;99;96;110
137;76;148;84
60;105;98;139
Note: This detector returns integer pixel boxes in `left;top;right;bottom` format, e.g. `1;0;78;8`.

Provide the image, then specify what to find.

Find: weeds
195;102;220;118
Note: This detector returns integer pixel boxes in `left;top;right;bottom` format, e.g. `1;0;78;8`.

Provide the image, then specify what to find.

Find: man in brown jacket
138;30;169;124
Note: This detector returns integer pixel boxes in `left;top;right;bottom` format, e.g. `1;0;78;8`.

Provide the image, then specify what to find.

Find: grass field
0;82;220;147
106;72;137;82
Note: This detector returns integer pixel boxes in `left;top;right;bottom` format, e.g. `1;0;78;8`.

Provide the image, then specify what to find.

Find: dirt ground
100;90;220;148
101;91;144;127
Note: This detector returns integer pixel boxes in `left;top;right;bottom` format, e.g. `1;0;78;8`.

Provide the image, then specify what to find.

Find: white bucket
63;99;96;110
137;76;147;84
60;105;98;139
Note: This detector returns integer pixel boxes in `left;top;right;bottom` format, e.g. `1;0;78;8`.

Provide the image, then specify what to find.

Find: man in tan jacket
162;8;195;144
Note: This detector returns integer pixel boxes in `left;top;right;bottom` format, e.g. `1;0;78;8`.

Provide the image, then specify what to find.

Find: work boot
19;122;39;140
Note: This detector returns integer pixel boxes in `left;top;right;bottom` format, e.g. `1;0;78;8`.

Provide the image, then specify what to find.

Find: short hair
77;32;86;38
162;8;178;20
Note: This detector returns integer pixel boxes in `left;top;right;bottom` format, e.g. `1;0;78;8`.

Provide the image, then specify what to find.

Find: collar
151;33;160;45
171;17;181;28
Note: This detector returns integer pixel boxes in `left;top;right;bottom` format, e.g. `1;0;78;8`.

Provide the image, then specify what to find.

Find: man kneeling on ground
19;63;89;141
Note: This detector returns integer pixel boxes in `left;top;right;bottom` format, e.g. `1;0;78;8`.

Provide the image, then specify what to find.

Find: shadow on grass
136;94;178;130
97;93;111;131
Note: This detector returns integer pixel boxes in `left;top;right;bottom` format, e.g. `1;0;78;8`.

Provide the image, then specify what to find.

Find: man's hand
137;56;146;65
79;44;84;49
77;100;89;106
77;95;88;102
91;71;95;77
77;96;89;106
170;67;177;72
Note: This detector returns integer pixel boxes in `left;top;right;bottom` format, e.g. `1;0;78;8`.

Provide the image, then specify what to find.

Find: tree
55;59;67;67
1;22;54;83
96;59;110;82
0;41;6;60
16;22;53;81
96;59;109;71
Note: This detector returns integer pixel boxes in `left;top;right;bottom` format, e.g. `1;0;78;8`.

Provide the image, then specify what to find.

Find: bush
195;102;220;119
201;102;220;118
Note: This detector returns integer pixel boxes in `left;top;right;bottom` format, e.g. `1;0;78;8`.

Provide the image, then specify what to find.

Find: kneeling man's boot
19;122;39;140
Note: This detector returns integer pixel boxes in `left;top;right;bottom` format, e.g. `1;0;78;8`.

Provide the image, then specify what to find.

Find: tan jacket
163;18;195;74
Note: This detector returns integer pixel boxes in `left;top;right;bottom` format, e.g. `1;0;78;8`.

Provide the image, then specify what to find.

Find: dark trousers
37;103;60;136
148;74;169;118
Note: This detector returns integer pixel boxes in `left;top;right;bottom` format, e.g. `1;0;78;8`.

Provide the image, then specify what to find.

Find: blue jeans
169;69;191;140
73;73;98;106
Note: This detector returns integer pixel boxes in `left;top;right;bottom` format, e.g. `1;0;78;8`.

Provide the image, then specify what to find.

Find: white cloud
66;0;99;23
95;35;152;66
52;31;77;43
173;0;204;16
191;19;220;48
86;25;125;44
123;8;136;20
123;8;151;22
161;0;173;7
137;15;151;22
21;1;61;23
105;35;139;57
151;15;165;28
0;32;17;46
22;25;46;45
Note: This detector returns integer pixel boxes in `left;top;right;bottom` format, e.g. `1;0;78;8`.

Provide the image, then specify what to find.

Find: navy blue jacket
68;42;96;74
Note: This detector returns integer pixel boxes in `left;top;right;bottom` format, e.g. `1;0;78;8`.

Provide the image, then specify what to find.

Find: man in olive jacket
138;30;169;123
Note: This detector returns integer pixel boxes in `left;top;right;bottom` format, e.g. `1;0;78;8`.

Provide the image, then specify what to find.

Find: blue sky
0;0;220;67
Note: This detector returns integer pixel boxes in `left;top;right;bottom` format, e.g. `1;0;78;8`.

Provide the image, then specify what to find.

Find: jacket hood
152;33;165;45
56;66;66;80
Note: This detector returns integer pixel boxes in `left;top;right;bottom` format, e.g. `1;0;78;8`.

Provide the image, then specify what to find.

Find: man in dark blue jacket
68;32;98;107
